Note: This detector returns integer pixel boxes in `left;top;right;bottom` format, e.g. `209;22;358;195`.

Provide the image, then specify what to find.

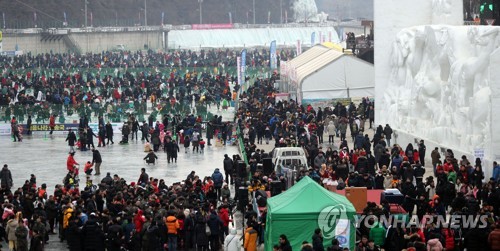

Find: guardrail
1;66;274;81
1;21;359;34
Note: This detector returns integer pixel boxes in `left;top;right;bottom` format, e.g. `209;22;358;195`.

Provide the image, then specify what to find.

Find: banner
296;39;301;56
270;40;277;69
229;12;232;24
33;12;37;27
237;56;242;86
2;12;5;29
241;49;247;82
90;12;93;27
0;123;121;136
311;32;316;45
0;31;2;53
268;11;271;23
161;12;165;25
191;23;233;29
285;11;288;23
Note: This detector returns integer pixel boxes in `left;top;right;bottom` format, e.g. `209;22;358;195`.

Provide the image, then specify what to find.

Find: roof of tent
267;176;356;219
287;45;330;70
297;49;344;84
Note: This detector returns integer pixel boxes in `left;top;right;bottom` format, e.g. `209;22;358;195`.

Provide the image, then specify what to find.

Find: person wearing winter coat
66;129;77;152
29;228;44;251
6;215;18;251
212;168;224;199
81;216;105;251
65;217;82;251
489;224;500;251
219;206;232;242
0;164;13;190
224;228;240;251
383;124;393;146
105;122;114;145
354;132;365;150
426;234;444;251
141;122;150;142
194;212;209;250
312;228;325;251
207;211;224;251
369;222;386;247
244;225;258;251
183;135;191;153
327;121;336;144
314;152;327;169
223;154;234;184
142;220;163;251
144;150;158;165
15;219;28;251
165;211;180;251
164;138;179;163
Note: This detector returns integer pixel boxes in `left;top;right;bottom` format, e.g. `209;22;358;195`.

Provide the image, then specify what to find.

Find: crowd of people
232;75;500;251
0;48;295;127
1;46;500;251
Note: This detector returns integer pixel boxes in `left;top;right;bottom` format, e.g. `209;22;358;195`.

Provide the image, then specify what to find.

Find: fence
2;66;274;81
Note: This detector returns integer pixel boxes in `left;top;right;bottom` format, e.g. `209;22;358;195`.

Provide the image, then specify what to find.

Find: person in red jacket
66;152;79;174
83;161;93;175
218;205;232;243
49;114;56;135
133;209;145;234
441;226;455;251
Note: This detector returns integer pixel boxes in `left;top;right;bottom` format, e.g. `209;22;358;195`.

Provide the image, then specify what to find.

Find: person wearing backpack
211;168;224;200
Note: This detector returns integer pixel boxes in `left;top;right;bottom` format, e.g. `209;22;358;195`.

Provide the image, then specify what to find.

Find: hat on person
131;182;136;187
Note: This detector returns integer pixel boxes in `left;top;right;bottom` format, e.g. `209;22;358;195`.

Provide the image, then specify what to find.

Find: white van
272;147;309;174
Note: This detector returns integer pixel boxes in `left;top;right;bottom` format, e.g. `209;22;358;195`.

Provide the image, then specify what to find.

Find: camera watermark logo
318;205;348;239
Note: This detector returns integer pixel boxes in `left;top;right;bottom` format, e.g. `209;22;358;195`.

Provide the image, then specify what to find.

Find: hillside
2;0;294;28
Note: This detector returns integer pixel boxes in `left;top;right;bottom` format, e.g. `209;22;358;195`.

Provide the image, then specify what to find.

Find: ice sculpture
382;25;500;158
292;0;318;22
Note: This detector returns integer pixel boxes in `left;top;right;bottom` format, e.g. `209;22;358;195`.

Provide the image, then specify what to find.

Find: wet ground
0;104;238;250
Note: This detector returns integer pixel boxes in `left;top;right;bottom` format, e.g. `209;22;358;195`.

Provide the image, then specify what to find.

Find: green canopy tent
265;177;356;251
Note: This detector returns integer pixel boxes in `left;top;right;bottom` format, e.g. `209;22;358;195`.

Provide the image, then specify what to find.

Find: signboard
237;56;242;86
335;219;350;248
0;123;121;136
275;93;289;104
270;41;277;69
332;98;352;106
474;148;485;162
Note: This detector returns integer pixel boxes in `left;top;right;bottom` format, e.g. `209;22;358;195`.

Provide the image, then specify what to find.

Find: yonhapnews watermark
318;205;490;234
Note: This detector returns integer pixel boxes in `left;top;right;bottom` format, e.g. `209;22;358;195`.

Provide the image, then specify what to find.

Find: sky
316;0;374;20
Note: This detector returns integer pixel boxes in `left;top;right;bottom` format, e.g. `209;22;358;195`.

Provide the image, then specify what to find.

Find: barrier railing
2;66;274;81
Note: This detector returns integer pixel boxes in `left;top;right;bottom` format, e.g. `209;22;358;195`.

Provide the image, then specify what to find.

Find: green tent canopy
265;176;357;251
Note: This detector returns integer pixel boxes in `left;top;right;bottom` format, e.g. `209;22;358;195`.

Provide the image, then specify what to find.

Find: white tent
286;45;374;104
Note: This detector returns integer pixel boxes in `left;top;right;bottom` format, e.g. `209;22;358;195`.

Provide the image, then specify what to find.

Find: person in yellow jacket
165;211;180;251
244;225;258;251
61;202;74;241
248;179;265;193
